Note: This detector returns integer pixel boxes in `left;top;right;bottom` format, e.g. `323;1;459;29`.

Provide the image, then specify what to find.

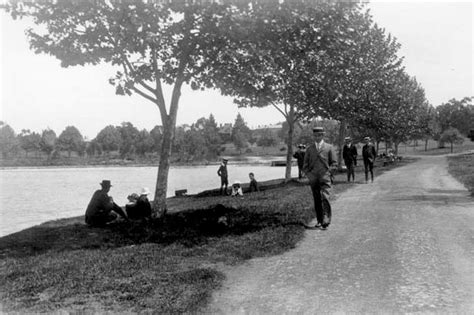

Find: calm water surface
0;163;296;236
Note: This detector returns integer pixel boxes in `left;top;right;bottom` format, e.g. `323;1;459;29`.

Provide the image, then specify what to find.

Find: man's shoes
319;225;328;230
304;219;321;229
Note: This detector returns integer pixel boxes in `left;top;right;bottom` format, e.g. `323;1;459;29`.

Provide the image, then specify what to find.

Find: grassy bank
447;152;474;195
0;157;416;313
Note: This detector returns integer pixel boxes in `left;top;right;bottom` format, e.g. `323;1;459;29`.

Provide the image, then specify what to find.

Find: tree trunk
425;138;428;151
152;80;182;217
284;104;295;182
154;123;172;217
450;141;453;153
337;120;346;168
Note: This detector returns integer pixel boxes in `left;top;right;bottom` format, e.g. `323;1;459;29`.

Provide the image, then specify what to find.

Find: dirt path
205;155;474;314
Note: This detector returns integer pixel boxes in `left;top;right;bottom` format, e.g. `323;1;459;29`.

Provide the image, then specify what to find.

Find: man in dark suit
217;158;229;195
342;136;358;182
302;127;336;230
362;136;377;183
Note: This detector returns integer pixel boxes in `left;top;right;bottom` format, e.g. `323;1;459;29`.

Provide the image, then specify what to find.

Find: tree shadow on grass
0;204;294;259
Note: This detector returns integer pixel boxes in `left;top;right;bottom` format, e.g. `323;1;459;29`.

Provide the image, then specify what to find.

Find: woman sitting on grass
231;180;243;197
125;187;152;220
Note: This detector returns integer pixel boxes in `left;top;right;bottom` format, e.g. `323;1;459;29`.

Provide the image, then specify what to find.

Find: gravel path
205;155;474;314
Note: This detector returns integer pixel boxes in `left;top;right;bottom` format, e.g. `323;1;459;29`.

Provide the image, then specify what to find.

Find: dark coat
362;144;377;163
343;144;358;165
85;189;114;220
249;179;259;192
302;142;336;186
217;164;228;179
293;150;306;168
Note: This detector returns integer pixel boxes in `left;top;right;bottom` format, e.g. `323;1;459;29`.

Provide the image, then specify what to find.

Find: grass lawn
0;157;416;313
447;152;474;196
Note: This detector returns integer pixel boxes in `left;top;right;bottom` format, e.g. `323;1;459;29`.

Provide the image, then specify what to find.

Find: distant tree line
1;96;472;162
0;113;291;162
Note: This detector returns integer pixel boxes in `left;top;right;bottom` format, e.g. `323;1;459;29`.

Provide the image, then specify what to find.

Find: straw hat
140;187;151;195
312;127;325;133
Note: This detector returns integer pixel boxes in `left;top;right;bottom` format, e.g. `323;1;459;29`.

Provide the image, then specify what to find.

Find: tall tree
95;125;122;155
257;128;278;153
86;140;103;157
440;127;464;153
19;129;41;157
135;129;154;157
436;97;474;136
3;0;250;215
117;122;140;159
232;113;251;154
39;129;57;161
57;126;85;157
0;122;19;158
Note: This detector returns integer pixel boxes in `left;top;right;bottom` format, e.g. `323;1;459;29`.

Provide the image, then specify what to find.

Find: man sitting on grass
249;172;259;192
85;180;129;226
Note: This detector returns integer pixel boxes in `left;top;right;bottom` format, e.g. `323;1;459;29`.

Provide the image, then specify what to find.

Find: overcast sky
1;0;472;139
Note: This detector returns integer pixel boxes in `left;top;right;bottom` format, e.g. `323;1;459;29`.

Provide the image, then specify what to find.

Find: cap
312;127;324;133
364;136;371;141
344;137;352;142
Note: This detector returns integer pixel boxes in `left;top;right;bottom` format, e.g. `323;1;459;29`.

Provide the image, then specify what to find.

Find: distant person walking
362;136;377;183
302;127;336;230
342;137;358;182
293;144;306;180
217;158;229;195
85;180;129;226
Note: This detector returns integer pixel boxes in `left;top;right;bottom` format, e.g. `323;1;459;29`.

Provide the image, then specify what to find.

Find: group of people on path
217;158;259;196
294;127;378;230
85;180;152;227
293;134;377;185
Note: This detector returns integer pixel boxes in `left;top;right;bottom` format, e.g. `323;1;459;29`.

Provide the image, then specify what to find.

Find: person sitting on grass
249;172;259;192
126;187;152;220
231;180;244;197
85;180;129;227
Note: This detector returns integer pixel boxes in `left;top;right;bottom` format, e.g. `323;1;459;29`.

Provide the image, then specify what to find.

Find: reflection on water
0;164;296;236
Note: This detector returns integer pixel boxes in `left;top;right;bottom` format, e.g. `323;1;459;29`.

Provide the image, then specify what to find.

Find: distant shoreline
0;155;290;170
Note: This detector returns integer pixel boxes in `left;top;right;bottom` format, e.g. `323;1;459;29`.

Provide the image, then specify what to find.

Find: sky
0;0;473;140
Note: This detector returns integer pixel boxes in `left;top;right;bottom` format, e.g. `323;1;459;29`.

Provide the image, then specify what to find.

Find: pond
0;162;297;236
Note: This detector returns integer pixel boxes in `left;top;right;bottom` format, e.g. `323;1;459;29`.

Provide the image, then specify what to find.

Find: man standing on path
293;144;306;180
302;127;336;230
217;158;229;195
362;136;377;183
342;137;358;182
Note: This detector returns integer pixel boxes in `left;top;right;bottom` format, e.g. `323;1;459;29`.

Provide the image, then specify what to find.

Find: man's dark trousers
345;159;355;181
309;180;332;227
364;159;374;182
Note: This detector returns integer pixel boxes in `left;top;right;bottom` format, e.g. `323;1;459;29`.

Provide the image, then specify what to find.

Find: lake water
0;162;297;236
